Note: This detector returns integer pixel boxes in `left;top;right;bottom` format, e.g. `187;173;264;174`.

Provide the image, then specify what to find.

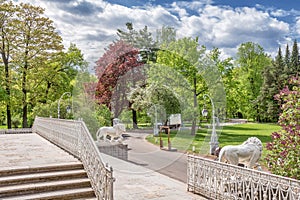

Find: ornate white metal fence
187;154;300;200
32;117;114;200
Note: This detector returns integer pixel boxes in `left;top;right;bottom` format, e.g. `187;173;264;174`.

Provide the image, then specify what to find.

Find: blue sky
15;0;300;69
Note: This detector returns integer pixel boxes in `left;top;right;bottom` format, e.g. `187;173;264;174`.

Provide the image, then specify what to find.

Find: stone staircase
0;162;96;199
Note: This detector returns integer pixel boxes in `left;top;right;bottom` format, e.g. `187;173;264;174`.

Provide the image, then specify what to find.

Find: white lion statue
96;123;126;143
218;137;263;169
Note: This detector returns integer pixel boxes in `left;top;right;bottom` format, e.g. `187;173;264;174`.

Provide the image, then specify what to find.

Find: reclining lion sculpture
96;123;126;143
218;137;263;169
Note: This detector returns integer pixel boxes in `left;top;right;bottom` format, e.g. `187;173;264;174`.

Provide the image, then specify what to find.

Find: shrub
266;76;300;179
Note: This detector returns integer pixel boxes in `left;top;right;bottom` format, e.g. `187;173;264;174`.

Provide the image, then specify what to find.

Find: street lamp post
203;94;219;155
58;92;72;119
147;104;159;136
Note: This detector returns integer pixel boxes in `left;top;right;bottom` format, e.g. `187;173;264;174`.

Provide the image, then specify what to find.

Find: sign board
169;114;181;126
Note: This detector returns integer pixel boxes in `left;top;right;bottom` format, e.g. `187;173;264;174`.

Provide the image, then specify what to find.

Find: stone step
0;169;87;186
0;178;92;198
1;187;96;200
0;162;84;177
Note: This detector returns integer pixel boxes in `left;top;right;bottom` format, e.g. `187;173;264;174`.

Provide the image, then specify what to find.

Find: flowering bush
266;76;300;180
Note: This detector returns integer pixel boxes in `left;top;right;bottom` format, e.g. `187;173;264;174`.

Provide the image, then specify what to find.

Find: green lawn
0;125;7;129
146;123;281;160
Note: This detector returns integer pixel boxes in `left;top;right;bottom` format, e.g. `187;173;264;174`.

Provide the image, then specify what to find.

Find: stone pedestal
96;141;128;161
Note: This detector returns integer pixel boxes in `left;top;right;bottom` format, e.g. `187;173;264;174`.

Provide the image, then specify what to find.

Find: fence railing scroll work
187;154;300;200
32;117;114;200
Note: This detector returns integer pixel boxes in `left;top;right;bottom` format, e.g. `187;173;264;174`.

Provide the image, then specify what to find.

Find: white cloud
296;17;300;36
15;0;296;68
169;2;188;18
178;5;290;55
270;9;289;17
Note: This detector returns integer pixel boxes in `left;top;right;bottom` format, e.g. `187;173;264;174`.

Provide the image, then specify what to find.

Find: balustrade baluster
32;117;114;200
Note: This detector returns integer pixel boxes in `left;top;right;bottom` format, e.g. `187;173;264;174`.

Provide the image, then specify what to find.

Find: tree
291;39;299;74
283;43;291;81
116;22;156;128
1;2;82;127
235;42;271;120
128;84;181;124
94;40;143;125
45;43;86;101
156;25;176;46
266;76;300;179
12;3;63;127
257;47;284;122
157;37;206;135
0;1;17;128
208;48;232;120
33;43;87;120
117;22;156;49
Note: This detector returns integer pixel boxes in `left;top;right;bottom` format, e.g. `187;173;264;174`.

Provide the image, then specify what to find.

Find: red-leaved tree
94;40;145;125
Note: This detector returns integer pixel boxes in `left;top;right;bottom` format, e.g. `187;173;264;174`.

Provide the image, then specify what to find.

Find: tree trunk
22;104;28;128
6;105;11;129
191;78;198;135
5;69;11;129
132;109;138;129
22;57;28;128
2;48;12;129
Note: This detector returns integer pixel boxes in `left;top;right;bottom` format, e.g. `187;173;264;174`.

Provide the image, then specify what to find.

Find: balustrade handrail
0;128;32;134
32;117;114;200
187;154;300;200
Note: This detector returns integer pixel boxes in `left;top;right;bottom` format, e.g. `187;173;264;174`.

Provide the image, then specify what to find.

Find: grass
0;125;8;129
146;123;281;160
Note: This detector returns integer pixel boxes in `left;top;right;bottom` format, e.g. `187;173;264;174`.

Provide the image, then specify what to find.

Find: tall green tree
257;47;284;122
157;37;206;135
209;48;233;120
117;22;156;49
0;1;17;128
13;3;63;127
156;25;176;46
291;39;299;75
284;44;290;66
235;42;271;120
32;43;88;119
0;2;71;127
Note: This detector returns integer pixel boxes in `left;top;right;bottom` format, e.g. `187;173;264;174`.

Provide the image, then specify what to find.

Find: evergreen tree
257;47;284;122
156;25;176;46
117;22;136;45
291;39;299;74
117;22;155;49
283;44;291;83
273;47;286;89
284;44;290;68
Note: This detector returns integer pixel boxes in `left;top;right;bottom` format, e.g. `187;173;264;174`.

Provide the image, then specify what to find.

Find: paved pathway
123;132;188;183
0;133;207;199
101;153;204;200
101;131;208;199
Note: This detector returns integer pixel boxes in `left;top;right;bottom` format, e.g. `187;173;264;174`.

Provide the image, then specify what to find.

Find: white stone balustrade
32;117;114;200
187;154;300;200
